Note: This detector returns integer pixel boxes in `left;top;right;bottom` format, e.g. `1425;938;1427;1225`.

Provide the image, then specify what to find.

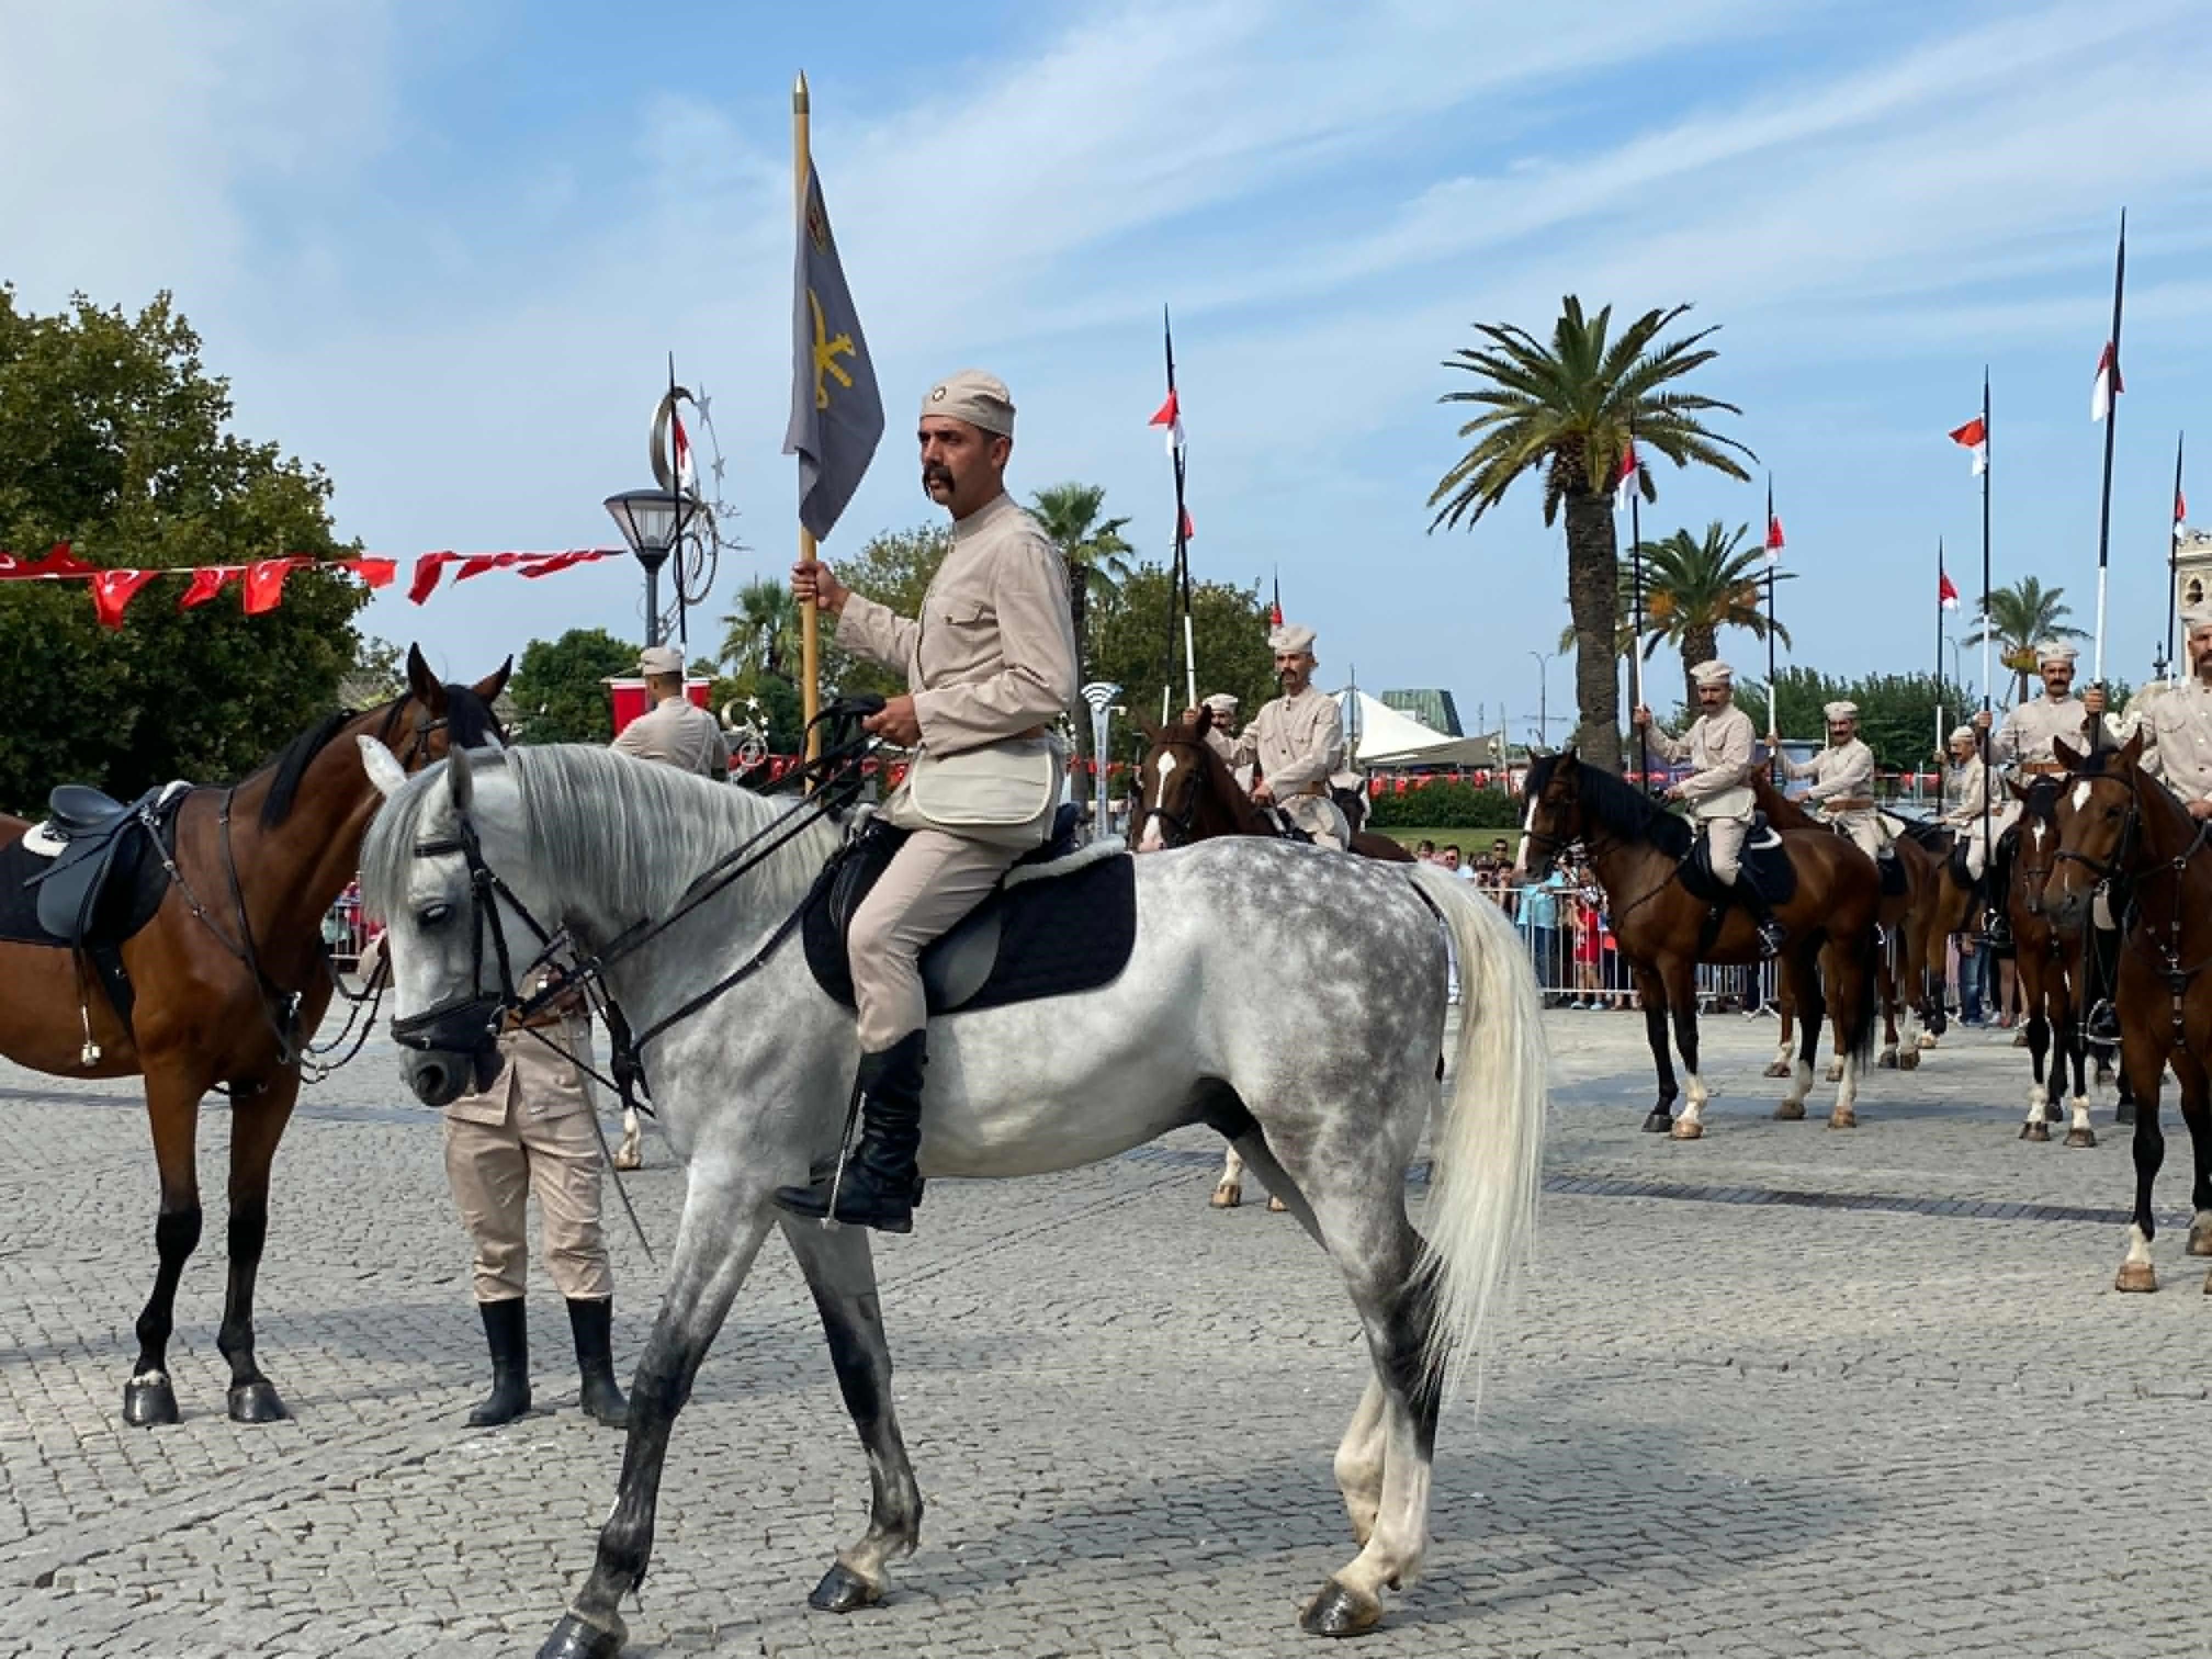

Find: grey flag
783;162;884;540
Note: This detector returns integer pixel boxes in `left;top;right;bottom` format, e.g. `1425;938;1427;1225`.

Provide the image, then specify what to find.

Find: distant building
1380;689;1463;736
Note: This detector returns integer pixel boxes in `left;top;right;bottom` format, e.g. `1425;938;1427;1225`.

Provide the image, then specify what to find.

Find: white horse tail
1408;863;1548;1403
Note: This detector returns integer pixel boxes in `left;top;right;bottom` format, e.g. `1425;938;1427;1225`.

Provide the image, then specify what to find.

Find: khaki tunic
443;984;610;1304
1785;737;1883;857
1647;703;1758;883
613;693;730;776
1990;695;2110;769
1203;725;1254;792
2117;679;2212;803
831;489;1080;1050
1940;754;2001;876
1230;685;1348;849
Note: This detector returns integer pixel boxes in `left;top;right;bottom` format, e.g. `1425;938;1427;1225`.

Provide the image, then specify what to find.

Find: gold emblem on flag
808;289;857;411
805;195;830;255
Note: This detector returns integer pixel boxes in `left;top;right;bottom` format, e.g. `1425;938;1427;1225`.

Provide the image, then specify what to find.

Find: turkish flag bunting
244;557;311;616
1;543;96;580
179;566;245;608
408;552;458;605
332;557;397;589
91;568;161;629
455;552;522;583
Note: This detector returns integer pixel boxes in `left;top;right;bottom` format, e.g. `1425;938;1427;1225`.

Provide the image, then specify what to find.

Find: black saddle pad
802;819;1138;1018
1680;813;1799;907
0;822;174;950
1878;853;1909;898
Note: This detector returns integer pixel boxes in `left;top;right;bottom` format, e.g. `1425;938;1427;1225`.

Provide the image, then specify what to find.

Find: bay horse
1521;751;1880;1137
359;742;1546;1647
1748;776;1943;1076
1131;709;1416;1210
0;647;505;1425
2044;730;2212;1289
2001;772;2102;1146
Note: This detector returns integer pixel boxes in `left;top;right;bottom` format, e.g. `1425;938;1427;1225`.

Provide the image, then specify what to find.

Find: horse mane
359;744;833;928
252;681;504;830
1526;753;1690;856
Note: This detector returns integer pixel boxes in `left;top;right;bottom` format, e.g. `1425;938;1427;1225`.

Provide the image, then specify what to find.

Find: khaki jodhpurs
443;1032;611;1304
1701;815;1750;884
850;828;1025;1052
1277;792;1350;851
1827;808;1886;861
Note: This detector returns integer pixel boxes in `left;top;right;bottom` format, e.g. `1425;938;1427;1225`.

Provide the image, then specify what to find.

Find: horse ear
408;644;448;716
2007;777;2029;802
447;744;475;814
357;736;409;800
1135;711;1160;745
473;656;513;702
2052;736;2082;769
2120;726;2147;768
1194;706;1214;738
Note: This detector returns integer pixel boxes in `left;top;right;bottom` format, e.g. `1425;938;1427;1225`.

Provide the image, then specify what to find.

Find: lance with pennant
2092;209;2126;693
1159;307;1197;712
1764;476;1782;781
2169;430;2186;678
1936;538;1946;760
1624;423;1649;788
1979;367;1993;857
794;76;819;757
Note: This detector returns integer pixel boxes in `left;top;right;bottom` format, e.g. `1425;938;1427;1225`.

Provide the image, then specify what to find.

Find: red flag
2092;340;2122;422
1613;442;1639;511
1178;505;1194;541
1148;388;1183;453
91;568;160;629
2179;484;2189;534
673;413;696;490
1939;565;1960;611
1948;415;1988;476
179;566;244;608
1270;598;1283;626
244;556;309;615
408;551;458;605
454;552;522;583
1;543;95;580
1765;512;1785;562
332;557;397;589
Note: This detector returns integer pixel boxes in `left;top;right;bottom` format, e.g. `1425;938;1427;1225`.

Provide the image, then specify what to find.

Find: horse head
2045;730;2146;936
391;644;511;768
1518;747;1585;879
1133;707;1224;852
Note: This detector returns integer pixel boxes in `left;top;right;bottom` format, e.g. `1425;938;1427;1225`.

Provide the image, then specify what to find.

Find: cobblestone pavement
3;1009;2208;1657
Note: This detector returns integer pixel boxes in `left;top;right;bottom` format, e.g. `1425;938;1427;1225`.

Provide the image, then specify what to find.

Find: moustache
922;465;955;491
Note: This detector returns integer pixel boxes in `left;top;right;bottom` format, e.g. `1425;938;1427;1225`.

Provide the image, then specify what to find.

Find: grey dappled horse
357;742;1546;1651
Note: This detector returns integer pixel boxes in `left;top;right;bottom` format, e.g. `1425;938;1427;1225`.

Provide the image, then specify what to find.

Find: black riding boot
1735;879;1787;960
466;1297;531;1427
566;1296;629;1429
2086;921;2123;1045
1982;840;2014;951
772;1031;928;1233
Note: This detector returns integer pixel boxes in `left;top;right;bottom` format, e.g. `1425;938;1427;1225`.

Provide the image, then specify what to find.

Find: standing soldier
775;370;1078;1233
1632;659;1785;956
1972;641;2113;947
441;964;628;1429
1228;623;1350;850
613;645;730;779
1776;700;1885;860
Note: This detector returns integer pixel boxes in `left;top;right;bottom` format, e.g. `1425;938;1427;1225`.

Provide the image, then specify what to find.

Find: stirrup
1754;919;1787;960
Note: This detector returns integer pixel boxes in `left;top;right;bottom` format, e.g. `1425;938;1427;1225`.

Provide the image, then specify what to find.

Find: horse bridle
2053;769;2212;1036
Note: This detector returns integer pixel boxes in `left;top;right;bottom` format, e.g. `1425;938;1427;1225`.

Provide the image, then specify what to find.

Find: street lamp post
602;488;689;648
1527;650;1555;749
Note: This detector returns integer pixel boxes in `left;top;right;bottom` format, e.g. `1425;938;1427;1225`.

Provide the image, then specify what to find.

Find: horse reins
2057;770;2212;1040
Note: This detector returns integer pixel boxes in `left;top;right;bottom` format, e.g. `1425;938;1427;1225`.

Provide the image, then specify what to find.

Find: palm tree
719;577;803;684
1962;576;2087;703
1634;523;1794;710
1030;482;1135;684
1429;297;1754;770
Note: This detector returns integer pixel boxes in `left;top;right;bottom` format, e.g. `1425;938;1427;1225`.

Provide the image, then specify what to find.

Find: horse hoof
2012;1029;2031;1048
1300;1578;1384;1638
1211;1183;1242;1209
1641;1109;1674;1135
1669;1118;1703;1142
1917;1032;1939;1050
537;1611;626;1659
808;1560;883;1613
2021;1121;2051;1142
1762;1060;1793;1079
1877;1051;1898;1071
1772;1102;1806;1121
1267;1194;1289;1214
1899;1050;1921;1072
611;1150;642;1172
122;1373;180;1428
1828;1110;1857;1130
227;1380;290;1424
2117;1100;2138;1126
2115;1262;2158;1294
1826;1063;1844;1084
2064;1128;2097;1150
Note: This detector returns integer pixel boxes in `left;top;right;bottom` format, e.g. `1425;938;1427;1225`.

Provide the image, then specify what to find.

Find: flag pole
1166;308;1197;710
1628;424;1648;788
2092;208;2126;693
1765;476;1780;782
1980;368;1992;867
793;71;821;764
2169;430;2186;679
1936;538;1945;761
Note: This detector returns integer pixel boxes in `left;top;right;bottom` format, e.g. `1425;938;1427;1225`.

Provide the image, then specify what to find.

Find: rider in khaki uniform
1633;659;1785;956
439;963;627;1429
1939;724;2001;881
1972;641;2114;947
613;645;730;778
2113;606;2212;811
1781;699;1884;860
776;370;1079;1233
1228;623;1350;850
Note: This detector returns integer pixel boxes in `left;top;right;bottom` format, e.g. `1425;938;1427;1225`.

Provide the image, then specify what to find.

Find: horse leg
1766;992;1796;1079
1776;952;1818;1120
1875;931;1900;1070
2117;1033;2169;1292
541;1184;776;1659
612;1105;642;1172
2176;1052;2212;1269
1212;1143;1245;1209
1667;962;1709;1141
1895;923;1926;1069
125;1065;207;1426
2021;991;2055;1142
2063;1012;2098;1149
1632;963;1677;1132
218;1070;298;1423
778;1218;924;1610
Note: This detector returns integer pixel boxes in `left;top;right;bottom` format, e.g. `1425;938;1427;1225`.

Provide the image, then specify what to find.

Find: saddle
1679;813;1798;908
802;803;1139;1017
4;781;190;1030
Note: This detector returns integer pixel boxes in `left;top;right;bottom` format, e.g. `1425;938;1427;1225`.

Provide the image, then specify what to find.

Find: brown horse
1750;776;1944;1077
1521;751;1880;1137
1130;709;1414;1209
2045;731;2212;1288
2000;772;2106;1146
0;648;506;1425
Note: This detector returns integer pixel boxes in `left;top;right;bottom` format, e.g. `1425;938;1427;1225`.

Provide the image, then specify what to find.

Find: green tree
341;634;408;706
718;576;802;684
1029;481;1135;684
508;627;636;743
1633;523;1792;709
0;287;370;810
1730;668;1974;773
817;524;954;698
1429;296;1753;771
1962;576;2088;703
1085;563;1277;767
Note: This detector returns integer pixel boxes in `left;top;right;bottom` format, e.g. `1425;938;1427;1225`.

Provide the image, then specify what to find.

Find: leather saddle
12;782;188;1031
1680;812;1798;908
802;803;1138;1017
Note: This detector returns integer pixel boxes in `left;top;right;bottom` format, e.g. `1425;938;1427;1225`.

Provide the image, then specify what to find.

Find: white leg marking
1787;1060;1814;1108
2125;1223;2153;1267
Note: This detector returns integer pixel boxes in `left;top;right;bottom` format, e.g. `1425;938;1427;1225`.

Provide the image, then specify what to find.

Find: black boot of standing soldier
774;1030;928;1233
566;1297;629;1428
467;1297;531;1427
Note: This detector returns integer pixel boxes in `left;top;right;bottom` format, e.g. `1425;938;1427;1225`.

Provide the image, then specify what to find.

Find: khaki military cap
1823;701;1859;723
1689;659;1734;687
2034;641;2079;668
921;370;1015;437
1202;692;1240;715
639;645;684;676
1268;622;1317;656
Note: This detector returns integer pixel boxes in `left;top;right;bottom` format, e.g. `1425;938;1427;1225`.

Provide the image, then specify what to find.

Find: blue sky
9;0;2211;740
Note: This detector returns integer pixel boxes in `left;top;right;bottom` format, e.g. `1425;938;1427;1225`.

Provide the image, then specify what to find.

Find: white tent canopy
1333;689;1496;769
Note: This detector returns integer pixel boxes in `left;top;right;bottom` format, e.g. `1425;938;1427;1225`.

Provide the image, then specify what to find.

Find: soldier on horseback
1939;724;2000;883
1972;641;2114;950
1631;659;1786;957
1226;623;1350;851
1776;699;1885;861
2111;606;2212;817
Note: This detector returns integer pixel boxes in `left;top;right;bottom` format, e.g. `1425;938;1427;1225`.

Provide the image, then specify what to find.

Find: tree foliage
1962;577;2089;703
508;628;636;743
1726;668;1974;772
1367;780;1521;829
1428;296;1753;771
819;524;954;699
1085;563;1278;766
718;577;802;684
0;287;369;810
1029;480;1135;682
